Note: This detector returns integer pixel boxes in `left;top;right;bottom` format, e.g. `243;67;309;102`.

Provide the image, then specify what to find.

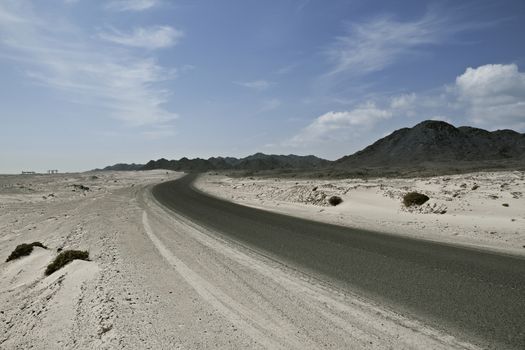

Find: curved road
153;174;525;349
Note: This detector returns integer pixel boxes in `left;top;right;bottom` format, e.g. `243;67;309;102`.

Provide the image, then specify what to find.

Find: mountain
102;163;144;171
140;153;330;172
100;121;524;174
234;153;329;170
335;120;525;167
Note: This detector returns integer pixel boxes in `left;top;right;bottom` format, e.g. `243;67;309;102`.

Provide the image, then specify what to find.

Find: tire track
142;211;307;350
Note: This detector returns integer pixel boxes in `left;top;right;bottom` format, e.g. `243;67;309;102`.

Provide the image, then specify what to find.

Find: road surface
152;174;525;349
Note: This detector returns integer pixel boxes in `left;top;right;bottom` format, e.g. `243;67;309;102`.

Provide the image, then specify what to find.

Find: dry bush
45;250;89;276
6;242;47;262
403;192;430;207
328;196;343;206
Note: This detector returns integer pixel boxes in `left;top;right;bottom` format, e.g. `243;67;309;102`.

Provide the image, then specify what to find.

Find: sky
1;0;524;173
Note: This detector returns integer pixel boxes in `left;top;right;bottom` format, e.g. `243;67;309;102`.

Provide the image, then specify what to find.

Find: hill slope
335;120;525;167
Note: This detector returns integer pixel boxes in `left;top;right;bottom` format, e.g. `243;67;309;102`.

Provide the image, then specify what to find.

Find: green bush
328;196;343;206
403;192;430;207
45;250;89;276
6;242;47;262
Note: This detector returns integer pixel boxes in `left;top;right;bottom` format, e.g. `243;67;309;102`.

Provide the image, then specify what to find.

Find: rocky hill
140;153;330;172
335;120;525;167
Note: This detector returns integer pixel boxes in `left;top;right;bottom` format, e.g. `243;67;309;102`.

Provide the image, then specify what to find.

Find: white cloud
455;64;525;129
0;4;26;23
235;80;273;91
390;93;416;110
284;63;525;151
99;26;183;50
286;102;392;147
0;1;177;126
325;9;467;77
106;0;160;12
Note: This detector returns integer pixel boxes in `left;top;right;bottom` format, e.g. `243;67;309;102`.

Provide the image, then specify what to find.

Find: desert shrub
6;242;47;262
30;241;47;249
6;244;33;262
45;250;89;276
328;196;343;206
502;203;509;207
72;184;90;191
403;192;430;207
471;184;479;190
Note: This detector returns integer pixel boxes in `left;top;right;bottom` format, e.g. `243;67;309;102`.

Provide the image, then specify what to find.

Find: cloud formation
287;63;525;149
455;64;525;130
106;0;160;12
390;93;416;110
325;9;467;77
99;26;183;50
0;1;177;126
286;102;392;147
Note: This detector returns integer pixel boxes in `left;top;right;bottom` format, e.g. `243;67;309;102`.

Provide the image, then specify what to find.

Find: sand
195;171;525;255
1;170;483;349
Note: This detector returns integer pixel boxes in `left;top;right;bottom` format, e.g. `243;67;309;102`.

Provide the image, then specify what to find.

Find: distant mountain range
142;153;329;172
100;120;525;172
102;163;144;171
102;153;329;172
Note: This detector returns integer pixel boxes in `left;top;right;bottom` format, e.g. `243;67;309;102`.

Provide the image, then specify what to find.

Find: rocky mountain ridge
101;120;525;172
336;120;525;167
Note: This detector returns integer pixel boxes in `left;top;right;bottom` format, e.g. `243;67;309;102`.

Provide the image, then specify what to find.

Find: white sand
0;170;484;349
195;171;525;255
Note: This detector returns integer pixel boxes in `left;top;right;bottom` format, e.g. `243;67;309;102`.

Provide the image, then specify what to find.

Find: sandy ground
195;171;525;256
1;170;482;349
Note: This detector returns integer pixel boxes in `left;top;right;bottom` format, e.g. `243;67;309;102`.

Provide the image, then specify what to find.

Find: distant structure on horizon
20;170;59;175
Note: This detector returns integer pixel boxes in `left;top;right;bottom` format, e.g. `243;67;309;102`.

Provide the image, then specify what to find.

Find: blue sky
1;0;524;173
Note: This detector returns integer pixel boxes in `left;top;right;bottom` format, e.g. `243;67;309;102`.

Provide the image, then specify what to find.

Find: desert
195;171;525;255
1;170;491;349
2;1;525;348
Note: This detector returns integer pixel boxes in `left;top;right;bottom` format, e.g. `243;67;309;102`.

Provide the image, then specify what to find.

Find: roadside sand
0;170;176;349
1;171;481;349
195;171;525;255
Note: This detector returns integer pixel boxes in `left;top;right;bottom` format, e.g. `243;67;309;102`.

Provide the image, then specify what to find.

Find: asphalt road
152;174;525;349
